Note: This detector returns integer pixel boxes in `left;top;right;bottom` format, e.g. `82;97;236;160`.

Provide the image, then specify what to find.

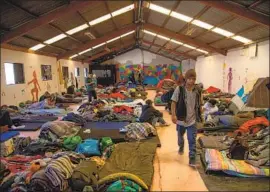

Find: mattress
198;136;229;150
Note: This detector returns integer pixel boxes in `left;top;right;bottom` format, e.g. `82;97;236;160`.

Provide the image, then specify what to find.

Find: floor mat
12;116;58;123
83;122;129;130
0;131;19;142
197;154;270;191
9;123;43;131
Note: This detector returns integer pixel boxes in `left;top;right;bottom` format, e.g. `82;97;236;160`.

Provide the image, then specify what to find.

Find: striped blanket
205;149;269;177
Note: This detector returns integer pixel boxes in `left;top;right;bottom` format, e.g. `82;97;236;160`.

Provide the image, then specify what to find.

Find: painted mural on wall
119;64;182;85
28;70;41;102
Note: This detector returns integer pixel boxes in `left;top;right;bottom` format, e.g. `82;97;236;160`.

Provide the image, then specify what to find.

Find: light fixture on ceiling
79;48;92;55
143;30;157;36
170;11;193;22
196;49;208;54
232;35;252;44
170;39;183;45
85;31;96;40
192;20;213;30
29;43;45;51
70;54;78;59
183;44;196;49
44;34;67;44
121;30;135;38
89;14;111;26
157;34;170;41
111;4;134;17
92;42;106;49
107;36;120;43
66;24;88;35
212;27;234;37
149;3;171;15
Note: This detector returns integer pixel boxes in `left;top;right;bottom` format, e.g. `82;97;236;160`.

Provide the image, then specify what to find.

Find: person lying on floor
139;99;169;127
39;91;51;102
0;109;25;129
202;99;218;121
27;95;56;109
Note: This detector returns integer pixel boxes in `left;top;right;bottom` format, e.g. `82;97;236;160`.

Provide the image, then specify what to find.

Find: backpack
227;137;248;160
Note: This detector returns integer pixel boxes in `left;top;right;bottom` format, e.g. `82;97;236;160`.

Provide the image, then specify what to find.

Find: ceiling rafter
144;23;226;55
57;24;137;60
76;11;100;38
84;41;135;62
192;15;236;39
208;24;259;45
148;1;182;50
104;1;124;48
160;4;210;54
23;35;68;52
3;0;83;44
1;1;97;44
140;47;182;62
142;40;196;60
141;0;152;41
248;0;267;9
199;1;269;27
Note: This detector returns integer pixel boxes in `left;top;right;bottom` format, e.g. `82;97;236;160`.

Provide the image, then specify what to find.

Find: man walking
86;74;97;102
171;69;202;167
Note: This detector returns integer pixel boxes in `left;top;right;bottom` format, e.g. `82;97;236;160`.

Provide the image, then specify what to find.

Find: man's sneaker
189;158;196;167
11;125;25;129
178;148;184;155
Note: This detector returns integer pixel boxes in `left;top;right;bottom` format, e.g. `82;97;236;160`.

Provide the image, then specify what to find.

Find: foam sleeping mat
12;116;58;123
197;124;238;133
83;122;129;130
77;128;126;143
9;122;44;131
0;131;19;142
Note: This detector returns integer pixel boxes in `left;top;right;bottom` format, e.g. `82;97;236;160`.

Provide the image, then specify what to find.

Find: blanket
205;149;269;177
99;137;159;188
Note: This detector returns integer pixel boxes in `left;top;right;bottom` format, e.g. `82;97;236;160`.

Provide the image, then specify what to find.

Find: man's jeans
177;124;197;160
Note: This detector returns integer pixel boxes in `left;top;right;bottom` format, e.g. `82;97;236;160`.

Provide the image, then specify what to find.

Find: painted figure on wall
227;67;233;93
28;71;41;102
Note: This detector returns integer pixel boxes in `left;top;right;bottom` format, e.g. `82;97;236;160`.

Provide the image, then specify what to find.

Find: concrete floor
19;90;208;191
147;90;208;191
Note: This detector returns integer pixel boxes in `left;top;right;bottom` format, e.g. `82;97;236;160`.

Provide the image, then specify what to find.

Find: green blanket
99;137;159;188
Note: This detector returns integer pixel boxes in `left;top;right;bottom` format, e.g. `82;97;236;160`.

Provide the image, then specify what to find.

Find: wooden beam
148;1;181;50
140;47;182;62
23;35;69;52
199;1;269;27
84;41;135;62
57;24;137;60
76;11;99;38
209;24;259;45
144;23;226;55
1;1;97;44
159;4;210;54
142;40;196;60
1;43;57;58
248;0;266;9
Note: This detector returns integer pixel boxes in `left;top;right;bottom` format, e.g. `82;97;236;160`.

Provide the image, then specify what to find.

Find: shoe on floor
189;158;196;168
11;125;25;129
178;148;184;155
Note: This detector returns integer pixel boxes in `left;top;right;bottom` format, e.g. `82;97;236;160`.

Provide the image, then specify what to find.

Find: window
84;68;88;78
4;63;25;85
41;65;52;80
74;67;80;77
62;66;69;80
92;70;111;78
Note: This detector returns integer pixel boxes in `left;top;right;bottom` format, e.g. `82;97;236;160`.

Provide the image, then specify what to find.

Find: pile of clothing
39;121;81;142
125;123;157;141
198;116;270;177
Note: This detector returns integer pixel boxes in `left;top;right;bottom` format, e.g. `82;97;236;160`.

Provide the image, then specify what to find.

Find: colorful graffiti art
119;64;182;85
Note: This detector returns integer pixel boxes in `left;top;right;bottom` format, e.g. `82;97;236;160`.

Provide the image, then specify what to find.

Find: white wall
59;59;89;93
0;48;89;105
195;40;269;93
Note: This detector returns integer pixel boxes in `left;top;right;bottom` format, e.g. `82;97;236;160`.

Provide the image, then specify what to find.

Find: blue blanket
0;131;19;142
